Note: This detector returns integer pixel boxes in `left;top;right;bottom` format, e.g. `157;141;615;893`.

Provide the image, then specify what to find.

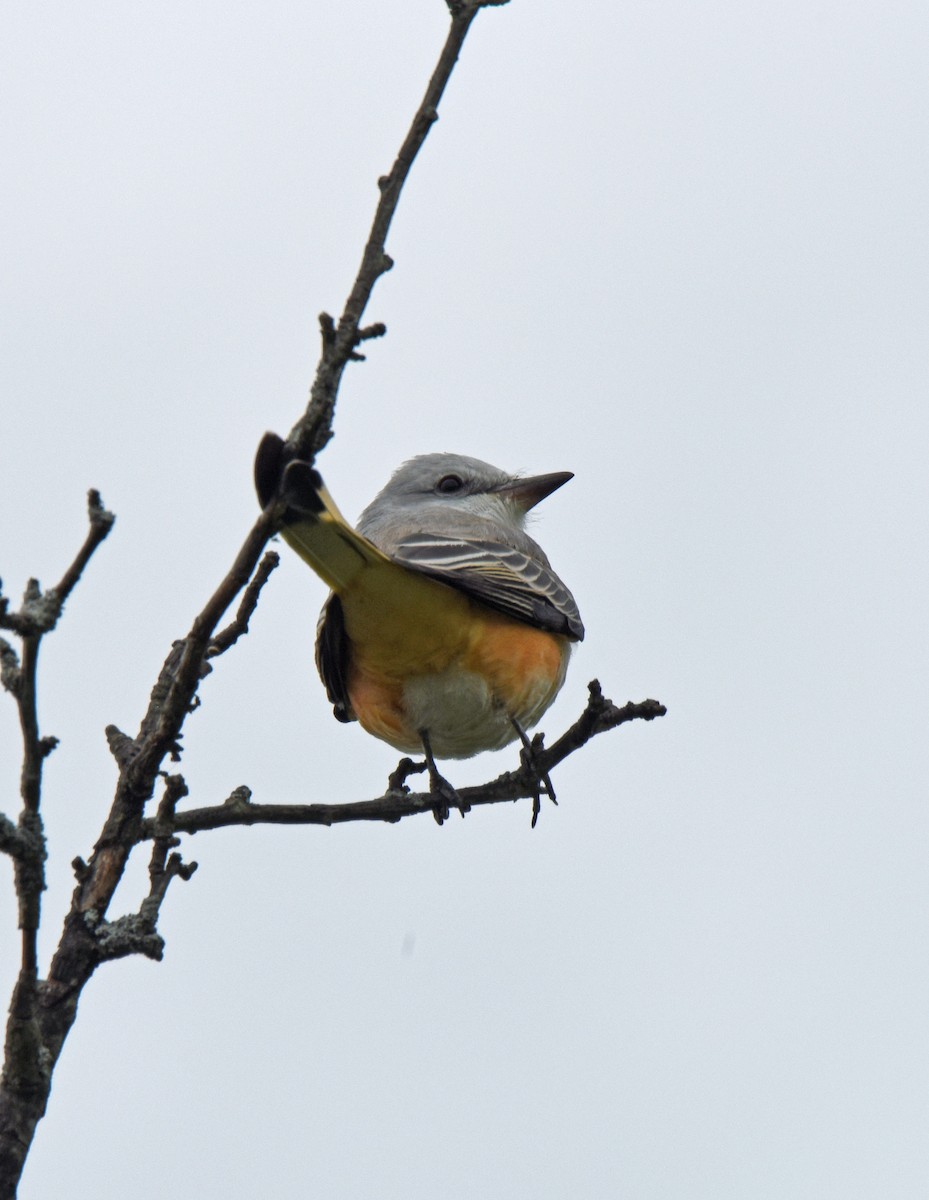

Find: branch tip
288;1;501;456
105;724;136;767
38;735;59;759
357;322;387;343
319;313;337;346
207;550;279;659
72;856;91;882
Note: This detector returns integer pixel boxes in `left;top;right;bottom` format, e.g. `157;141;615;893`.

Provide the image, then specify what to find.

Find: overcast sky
2;1;928;1196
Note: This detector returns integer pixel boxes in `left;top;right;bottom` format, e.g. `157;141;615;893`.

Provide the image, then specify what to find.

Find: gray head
357;453;573;535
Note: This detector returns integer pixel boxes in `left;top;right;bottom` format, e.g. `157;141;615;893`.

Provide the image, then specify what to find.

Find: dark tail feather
254;431;287;509
255;432;325;516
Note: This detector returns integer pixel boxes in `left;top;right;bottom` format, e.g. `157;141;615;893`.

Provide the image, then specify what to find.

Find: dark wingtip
254;432;286;509
255;433;326;517
280;461;325;515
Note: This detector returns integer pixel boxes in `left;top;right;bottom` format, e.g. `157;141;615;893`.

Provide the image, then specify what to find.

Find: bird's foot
419;730;470;825
427;770;467;826
511;719;557;828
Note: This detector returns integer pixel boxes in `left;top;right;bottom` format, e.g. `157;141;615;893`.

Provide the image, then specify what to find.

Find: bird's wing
389;531;585;641
315;593;355;722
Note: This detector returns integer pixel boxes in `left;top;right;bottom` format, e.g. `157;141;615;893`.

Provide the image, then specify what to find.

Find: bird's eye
436;474;464;494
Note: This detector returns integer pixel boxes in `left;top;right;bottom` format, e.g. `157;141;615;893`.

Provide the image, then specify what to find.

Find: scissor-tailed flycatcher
255;434;584;823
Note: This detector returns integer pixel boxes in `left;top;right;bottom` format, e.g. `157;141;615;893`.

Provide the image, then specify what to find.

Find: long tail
254;432;386;591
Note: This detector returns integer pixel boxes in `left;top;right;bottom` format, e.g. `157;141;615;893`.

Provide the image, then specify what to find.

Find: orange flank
463;610;568;721
340;563;569;758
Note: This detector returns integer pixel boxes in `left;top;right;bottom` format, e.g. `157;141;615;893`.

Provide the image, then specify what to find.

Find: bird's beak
496;471;574;512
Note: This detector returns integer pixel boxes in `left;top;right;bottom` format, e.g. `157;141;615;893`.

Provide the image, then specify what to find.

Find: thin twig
0;491;115;638
207;551;280;659
50;490;116;612
288;1;510;462
91;775;198;964
0;492;114;980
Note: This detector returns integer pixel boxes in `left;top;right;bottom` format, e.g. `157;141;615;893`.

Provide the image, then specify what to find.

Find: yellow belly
340;564;569;758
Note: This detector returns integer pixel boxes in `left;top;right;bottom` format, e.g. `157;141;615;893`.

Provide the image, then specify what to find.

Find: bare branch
138;683;667;838
49;490;116;613
0;491;114;638
104;724;136;769
83;775;197;966
288;2;508;462
91;913;166;964
207;551;280;659
91;848;198;964
0;489;115;997
1;9;621;1193
41;0;507;992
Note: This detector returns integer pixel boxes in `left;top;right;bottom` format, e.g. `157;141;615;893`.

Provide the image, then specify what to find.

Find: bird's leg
510;717;557;828
419;730;470;825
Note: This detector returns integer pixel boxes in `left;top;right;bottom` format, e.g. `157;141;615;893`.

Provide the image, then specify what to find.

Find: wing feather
315;594;355;722
390;531;584;641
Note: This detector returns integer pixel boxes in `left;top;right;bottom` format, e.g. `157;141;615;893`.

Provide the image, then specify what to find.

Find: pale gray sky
2;1;928;1197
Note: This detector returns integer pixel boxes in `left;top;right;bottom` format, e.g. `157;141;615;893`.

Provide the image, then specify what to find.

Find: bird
254;433;584;824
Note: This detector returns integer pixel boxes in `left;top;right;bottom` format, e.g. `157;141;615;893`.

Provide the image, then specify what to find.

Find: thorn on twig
377;174;392;192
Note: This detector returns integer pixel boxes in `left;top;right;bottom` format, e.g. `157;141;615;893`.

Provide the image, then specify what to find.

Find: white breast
402;667;559;760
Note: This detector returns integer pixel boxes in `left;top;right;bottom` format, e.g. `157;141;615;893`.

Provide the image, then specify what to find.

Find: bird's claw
428;773;469;826
511;720;556;828
417;729;469;826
